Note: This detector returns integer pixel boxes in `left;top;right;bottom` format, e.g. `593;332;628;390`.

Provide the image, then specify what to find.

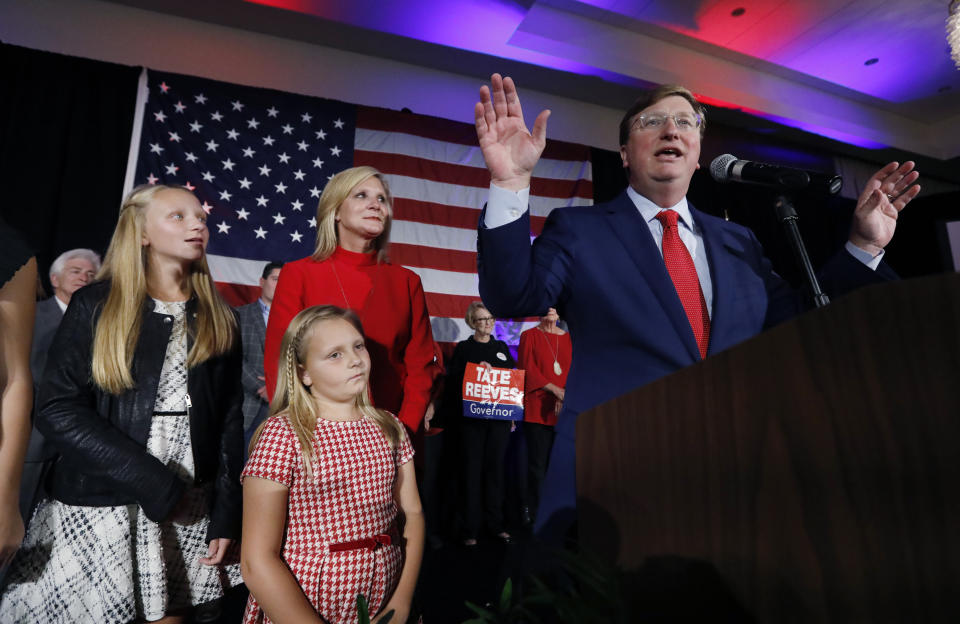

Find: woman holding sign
441;302;516;547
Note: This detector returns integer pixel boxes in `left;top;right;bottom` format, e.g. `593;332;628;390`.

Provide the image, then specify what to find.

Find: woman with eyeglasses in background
439;301;516;547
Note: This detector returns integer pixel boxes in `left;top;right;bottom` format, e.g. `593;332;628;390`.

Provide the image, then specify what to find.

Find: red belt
329;527;399;553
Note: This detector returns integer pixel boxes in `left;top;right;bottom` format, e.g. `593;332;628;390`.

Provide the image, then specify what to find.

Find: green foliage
461;548;639;624
357;593;393;624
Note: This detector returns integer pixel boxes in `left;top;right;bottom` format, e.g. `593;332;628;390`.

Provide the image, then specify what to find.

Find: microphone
710;154;842;195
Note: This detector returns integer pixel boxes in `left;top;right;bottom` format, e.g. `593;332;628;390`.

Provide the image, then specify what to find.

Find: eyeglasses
474;317;495;323
631;113;702;132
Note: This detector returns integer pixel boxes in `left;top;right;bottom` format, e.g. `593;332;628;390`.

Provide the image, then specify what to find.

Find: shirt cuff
845;240;884;271
484;183;530;229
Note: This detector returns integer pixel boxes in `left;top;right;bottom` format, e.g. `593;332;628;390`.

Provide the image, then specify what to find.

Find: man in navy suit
474;74;921;542
236;261;282;453
21;249;100;522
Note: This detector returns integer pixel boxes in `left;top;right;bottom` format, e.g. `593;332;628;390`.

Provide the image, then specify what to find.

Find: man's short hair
618;84;707;147
49;248;102;280
261;261;284;280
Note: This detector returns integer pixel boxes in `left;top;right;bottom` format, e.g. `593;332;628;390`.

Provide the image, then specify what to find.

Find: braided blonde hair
248;305;404;475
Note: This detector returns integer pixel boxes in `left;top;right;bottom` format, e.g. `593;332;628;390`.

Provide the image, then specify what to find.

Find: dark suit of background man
236;261;283;452
473;74;921;542
21;249;101;522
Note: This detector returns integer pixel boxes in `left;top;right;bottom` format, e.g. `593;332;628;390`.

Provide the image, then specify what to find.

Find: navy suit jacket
477;190;894;538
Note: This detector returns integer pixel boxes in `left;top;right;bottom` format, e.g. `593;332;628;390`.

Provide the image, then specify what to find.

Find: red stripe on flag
357;106;478;147
393;198;546;232
424;292;483;318
216;282;259;308
356;151;592;199
356;106;591;162
423;291;539;323
391;243;476;273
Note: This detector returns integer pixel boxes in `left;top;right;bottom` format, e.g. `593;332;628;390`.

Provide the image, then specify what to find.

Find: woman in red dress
517;307;571;527
264;166;439;432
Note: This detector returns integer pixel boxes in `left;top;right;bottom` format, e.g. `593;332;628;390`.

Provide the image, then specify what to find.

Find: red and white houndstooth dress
241;412;413;624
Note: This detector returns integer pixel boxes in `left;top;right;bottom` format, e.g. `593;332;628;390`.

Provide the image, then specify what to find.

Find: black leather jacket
37;280;243;541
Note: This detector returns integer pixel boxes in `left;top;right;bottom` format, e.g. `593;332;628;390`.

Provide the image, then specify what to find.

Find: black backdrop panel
0;42;139;292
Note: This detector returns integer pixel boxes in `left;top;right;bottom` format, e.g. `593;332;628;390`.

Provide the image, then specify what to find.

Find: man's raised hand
475;73;550;191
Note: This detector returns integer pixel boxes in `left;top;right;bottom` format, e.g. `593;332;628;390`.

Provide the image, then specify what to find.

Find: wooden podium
577;273;960;622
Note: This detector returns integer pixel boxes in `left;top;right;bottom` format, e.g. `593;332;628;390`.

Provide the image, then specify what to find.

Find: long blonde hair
91;184;237;394
250;305;404;474
312;166;393;263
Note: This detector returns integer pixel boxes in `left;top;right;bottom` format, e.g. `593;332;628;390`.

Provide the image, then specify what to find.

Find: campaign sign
462;363;525;421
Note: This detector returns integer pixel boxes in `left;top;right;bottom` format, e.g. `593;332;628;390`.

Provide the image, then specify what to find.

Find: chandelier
950;0;960;69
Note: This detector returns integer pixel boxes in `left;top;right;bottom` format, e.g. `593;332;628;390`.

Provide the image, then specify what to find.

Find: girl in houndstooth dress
0;185;244;623
241;305;424;624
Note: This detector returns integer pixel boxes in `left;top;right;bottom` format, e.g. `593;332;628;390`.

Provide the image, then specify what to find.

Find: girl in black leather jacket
1;184;244;623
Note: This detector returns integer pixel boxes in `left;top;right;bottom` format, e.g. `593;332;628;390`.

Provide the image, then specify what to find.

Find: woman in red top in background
517;307;571;528
264;166;439;432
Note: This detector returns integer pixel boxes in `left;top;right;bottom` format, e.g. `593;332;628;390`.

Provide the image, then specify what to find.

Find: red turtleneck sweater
264;247;439;431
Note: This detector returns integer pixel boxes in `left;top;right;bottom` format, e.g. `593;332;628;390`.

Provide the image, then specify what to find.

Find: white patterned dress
242;412;414;624
0;300;242;623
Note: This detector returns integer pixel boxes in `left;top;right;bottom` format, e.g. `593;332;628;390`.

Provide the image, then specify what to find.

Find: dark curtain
0;42;139;293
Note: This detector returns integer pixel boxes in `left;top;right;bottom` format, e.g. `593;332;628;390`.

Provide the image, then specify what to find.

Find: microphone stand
774;195;830;308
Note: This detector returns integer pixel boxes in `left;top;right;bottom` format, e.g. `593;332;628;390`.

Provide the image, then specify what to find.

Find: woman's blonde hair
250;305;404;474
91;184;237;394
465;301;490;330
312;166;393;263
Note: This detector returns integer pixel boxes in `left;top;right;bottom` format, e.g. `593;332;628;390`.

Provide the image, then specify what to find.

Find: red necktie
655;209;710;358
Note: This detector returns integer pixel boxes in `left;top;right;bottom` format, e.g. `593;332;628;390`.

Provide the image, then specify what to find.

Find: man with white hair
20;249;100;522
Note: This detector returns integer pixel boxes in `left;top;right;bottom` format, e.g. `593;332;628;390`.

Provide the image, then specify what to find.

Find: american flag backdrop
131;69;593;353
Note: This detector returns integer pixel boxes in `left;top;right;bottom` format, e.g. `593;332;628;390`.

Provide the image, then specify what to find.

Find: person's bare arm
240;477;324;623
0;258;37;567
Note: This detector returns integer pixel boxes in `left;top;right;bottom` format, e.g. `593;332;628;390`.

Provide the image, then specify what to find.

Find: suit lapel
694;207;737;356
605;192;700;361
